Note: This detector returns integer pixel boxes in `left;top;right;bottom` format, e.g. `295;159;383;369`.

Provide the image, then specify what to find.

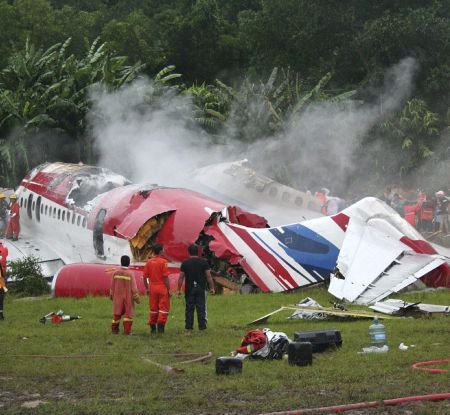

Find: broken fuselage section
19;162;325;295
16;162;450;299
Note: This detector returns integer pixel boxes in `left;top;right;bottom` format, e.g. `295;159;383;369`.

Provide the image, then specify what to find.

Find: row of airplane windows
20;196;87;228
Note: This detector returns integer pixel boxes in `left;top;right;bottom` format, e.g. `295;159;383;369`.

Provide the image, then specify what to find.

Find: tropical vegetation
0;0;449;196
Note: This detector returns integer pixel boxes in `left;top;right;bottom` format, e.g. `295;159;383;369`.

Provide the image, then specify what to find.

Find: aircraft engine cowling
52;263;180;298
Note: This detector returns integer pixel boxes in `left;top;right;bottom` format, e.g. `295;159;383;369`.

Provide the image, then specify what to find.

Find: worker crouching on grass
143;244;171;334
110;255;140;335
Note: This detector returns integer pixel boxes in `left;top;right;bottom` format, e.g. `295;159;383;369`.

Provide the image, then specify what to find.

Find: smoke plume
88;58;419;197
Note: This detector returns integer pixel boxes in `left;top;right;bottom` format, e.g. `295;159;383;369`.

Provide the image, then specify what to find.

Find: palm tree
0;37;145;185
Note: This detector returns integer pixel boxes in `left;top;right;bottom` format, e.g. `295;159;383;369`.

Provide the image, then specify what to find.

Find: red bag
235;329;267;354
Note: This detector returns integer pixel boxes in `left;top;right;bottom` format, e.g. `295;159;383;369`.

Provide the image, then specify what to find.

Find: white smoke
248;57;418;194
88;78;239;186
88;58;418;197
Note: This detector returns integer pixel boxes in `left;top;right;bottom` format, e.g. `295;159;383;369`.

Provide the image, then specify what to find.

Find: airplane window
20;198;23;207
27;194;33;220
36;196;41;222
58;209;61;220
77;216;81;226
45;205;48;215
62;211;65;221
40;205;43;214
82;217;87;228
67;212;70;222
295;196;303;207
32;201;35;211
282;192;290;202
24;199;27;209
53;207;56;218
72;214;76;224
269;187;277;197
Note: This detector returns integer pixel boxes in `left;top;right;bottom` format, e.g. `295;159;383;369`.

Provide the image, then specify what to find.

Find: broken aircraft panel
369;299;450;316
10;162;450;298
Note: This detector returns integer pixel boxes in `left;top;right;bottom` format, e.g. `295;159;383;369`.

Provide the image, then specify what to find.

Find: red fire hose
411;359;450;374
259;392;450;415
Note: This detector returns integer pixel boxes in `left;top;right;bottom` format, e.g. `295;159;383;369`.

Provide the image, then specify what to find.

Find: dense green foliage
7;256;50;297
0;0;449;194
0;289;449;413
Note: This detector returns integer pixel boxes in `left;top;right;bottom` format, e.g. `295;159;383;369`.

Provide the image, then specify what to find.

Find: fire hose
259;392;450;415
411;359;450;374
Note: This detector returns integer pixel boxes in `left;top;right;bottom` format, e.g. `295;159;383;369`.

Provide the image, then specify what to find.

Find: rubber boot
123;320;132;335
111;322;119;334
157;323;165;334
150;324;157;334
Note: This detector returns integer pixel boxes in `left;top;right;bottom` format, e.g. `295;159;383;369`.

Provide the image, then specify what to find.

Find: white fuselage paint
17;186;131;266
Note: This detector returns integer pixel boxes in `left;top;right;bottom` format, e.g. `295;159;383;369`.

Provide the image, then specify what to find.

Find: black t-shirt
180;257;210;292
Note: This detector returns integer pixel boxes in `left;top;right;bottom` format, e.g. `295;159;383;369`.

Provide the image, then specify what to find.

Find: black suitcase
293;329;342;353
288;341;313;366
215;357;243;375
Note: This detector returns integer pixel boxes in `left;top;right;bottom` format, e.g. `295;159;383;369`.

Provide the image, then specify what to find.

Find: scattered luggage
288;341;313;366
293;329;342;352
216;357;243;375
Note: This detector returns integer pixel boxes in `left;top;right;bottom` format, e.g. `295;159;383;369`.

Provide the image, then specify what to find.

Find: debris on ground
39;310;82;324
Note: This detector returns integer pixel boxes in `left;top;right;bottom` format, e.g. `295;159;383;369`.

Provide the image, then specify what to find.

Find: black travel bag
293;329;342;353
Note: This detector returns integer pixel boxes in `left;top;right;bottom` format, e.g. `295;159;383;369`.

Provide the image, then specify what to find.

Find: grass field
0;287;449;414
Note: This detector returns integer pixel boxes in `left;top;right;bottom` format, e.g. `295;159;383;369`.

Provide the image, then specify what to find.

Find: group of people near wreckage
110;243;215;336
0;193;20;241
381;187;449;235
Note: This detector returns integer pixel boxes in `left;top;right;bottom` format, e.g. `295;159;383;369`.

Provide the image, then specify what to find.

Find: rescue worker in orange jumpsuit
6;194;20;240
110;255;140;335
143;244;171;334
0;241;8;272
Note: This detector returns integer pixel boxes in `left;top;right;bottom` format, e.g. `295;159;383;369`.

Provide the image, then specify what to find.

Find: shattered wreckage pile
10;161;450;302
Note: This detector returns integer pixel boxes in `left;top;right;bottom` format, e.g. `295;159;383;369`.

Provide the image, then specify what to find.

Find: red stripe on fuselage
331;213;349;232
229;225;300;290
239;258;270;292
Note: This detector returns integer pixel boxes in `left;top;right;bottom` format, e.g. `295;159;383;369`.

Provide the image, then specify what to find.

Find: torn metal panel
370;299;450;315
213;220;337;292
189;160;323;226
329;217;446;305
248;305;397;325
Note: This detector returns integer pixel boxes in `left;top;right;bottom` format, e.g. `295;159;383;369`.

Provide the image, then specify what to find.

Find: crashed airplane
8;161;450;301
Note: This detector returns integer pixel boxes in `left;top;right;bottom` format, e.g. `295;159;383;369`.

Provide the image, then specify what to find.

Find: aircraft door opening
93;209;107;259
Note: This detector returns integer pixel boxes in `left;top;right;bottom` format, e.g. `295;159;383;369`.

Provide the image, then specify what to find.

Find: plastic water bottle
369;317;387;347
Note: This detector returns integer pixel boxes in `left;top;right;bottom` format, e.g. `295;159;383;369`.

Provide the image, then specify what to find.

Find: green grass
0;287;449;414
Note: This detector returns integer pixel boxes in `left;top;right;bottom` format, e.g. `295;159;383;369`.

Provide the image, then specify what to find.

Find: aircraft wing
328;217;446;305
4;238;65;278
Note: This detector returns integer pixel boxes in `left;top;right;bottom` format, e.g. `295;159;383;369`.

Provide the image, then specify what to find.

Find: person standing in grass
0;265;7;320
110;255;140;335
143;244;171;334
177;244;215;332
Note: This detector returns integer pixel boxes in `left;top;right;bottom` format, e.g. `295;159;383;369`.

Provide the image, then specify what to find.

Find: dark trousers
185;286;207;330
0;288;4;317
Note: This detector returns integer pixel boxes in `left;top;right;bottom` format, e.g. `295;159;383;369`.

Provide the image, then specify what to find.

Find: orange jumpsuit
0;244;8;272
110;268;140;335
6;202;20;240
143;255;170;325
